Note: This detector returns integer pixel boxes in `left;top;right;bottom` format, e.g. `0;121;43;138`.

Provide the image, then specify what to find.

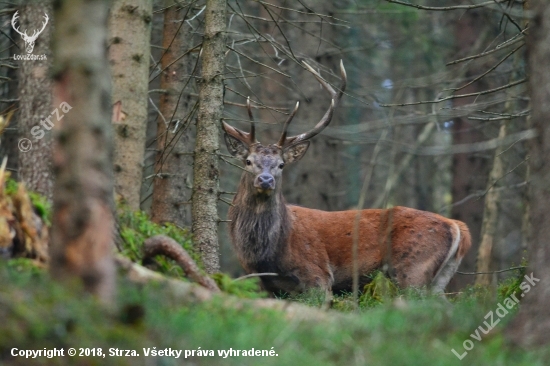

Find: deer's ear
282;141;310;164
224;133;249;160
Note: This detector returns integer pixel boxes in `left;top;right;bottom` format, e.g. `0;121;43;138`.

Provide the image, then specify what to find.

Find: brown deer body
223;61;471;299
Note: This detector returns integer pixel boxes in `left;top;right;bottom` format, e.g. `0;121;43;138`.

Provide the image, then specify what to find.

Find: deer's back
287;205;466;291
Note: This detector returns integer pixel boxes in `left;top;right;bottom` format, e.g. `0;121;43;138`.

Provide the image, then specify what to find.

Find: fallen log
114;253;337;322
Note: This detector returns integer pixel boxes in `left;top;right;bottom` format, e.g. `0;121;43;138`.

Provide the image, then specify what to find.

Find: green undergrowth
1;185;544;364
116;206;265;299
287;269;531;312
5;178;51;225
0;259;547;366
498;260;528;302
212;273;267;299
116;206;199;278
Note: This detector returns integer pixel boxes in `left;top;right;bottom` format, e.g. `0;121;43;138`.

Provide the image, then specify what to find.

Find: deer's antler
277;60;347;147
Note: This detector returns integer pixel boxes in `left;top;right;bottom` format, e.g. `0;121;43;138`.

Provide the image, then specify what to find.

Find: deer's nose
257;173;274;190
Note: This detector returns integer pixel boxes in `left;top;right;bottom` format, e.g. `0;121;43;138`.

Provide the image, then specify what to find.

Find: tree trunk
520;2;532;255
475;123;506;287
192;0;226;273
520;160;530;252
16;0;53;199
151;0;196;227
49;0;116;303
448;10;490;290
0;18;20;175
506;0;550;347
108;0;152;210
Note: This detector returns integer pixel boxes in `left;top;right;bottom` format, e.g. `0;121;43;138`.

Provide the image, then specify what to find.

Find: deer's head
222;61;347;197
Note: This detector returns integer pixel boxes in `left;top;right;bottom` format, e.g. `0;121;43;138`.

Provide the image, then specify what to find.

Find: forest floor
0;198;547;366
1;255;548;366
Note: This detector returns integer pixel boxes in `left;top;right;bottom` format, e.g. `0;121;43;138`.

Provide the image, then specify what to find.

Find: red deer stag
222;61;471;302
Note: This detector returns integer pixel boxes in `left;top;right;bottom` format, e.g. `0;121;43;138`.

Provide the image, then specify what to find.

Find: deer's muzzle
255;173;275;193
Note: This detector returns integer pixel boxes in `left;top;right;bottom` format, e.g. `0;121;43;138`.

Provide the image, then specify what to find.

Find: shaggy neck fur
228;171;291;271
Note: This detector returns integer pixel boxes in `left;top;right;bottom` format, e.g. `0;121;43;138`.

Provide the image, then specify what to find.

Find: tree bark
108;0;152;210
475;123;506;287
151;1;196;227
506;0;550;347
191;0;226;274
16;0;53;199
448;10;491;290
49;0;116;303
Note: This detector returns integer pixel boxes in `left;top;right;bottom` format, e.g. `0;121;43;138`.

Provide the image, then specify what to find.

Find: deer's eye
279;163;285;169
246;159;252;166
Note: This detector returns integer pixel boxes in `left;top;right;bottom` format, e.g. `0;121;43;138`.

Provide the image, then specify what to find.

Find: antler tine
29;13;49;41
280;60;347;147
276;101;300;147
38;13;49;34
11;11;24;36
246;97;257;144
220;96;258;147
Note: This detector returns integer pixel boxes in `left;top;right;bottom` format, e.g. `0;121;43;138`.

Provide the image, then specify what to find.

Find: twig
468;109;529;121
446;30;526;66
235;273;278;281
227;45;290;78
385;0;507;11
379;78;527;107
439;182;527;212
219;197;234;206
254;0;347;23
220;156;247;172
448;43;525;93
457;266;526;275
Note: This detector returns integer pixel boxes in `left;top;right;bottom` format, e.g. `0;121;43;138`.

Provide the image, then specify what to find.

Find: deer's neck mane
228;172;291;269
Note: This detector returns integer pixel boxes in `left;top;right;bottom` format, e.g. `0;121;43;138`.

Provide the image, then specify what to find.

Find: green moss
498;264;527;303
117;206;199;278
212;273;267;299
5;178;52;225
5;177;18;196
359;271;399;308
28;191;52;225
5;257;45;282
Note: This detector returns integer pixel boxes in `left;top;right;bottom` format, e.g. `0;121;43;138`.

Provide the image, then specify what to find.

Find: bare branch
457;266;526;275
384;0;508;11
380;78;527;107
